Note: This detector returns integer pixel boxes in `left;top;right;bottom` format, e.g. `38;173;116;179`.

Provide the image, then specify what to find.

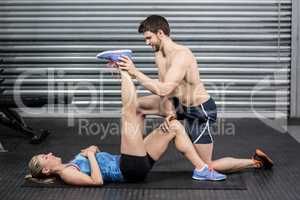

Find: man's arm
161;96;176;116
118;51;190;97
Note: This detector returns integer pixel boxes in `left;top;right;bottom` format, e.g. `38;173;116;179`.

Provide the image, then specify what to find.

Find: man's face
143;31;161;52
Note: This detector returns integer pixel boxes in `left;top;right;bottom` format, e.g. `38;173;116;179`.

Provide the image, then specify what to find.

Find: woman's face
37;152;62;172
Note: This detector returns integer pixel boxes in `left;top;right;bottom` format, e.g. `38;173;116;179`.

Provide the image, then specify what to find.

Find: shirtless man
118;15;273;173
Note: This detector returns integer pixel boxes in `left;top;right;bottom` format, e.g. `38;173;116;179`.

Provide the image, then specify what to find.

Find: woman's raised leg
119;70;147;156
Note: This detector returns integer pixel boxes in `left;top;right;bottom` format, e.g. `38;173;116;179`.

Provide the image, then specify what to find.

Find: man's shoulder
155;51;163;58
173;46;192;59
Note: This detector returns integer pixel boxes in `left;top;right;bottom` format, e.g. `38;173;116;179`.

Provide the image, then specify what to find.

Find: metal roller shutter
0;0;291;117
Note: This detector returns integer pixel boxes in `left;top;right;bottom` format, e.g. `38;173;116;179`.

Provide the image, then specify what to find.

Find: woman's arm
86;151;103;184
60;151;103;186
60;167;103;186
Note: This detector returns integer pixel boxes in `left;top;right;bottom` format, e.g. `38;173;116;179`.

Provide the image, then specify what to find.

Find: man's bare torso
155;44;209;106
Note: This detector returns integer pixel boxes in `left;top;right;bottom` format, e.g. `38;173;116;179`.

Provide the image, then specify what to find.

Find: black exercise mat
22;171;246;190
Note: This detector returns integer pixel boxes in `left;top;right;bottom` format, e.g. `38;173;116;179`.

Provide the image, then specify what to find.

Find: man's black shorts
172;97;217;144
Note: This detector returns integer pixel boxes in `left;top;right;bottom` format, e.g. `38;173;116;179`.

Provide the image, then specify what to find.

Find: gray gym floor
0;118;300;200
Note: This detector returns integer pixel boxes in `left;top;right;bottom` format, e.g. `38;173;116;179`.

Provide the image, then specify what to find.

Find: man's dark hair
138;15;170;36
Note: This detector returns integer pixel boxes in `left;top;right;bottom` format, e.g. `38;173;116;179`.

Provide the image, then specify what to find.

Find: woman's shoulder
64;162;80;171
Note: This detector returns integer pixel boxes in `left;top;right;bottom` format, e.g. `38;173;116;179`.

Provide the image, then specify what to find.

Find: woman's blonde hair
25;155;56;184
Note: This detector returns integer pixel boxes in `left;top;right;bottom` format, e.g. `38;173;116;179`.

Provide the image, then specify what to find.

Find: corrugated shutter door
0;0;291;117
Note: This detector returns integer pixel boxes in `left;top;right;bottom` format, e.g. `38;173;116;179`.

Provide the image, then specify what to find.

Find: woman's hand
83;145;100;152
86;150;96;157
80;145;100;156
87;145;100;153
81;149;95;157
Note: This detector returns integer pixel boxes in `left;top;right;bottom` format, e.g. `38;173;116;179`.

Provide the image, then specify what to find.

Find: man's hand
117;56;138;77
159;114;176;133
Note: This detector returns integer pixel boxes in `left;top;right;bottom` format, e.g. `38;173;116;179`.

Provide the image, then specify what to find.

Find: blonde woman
27;70;227;186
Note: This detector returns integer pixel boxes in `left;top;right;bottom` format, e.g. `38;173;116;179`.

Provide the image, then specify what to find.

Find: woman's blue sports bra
68;152;124;183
